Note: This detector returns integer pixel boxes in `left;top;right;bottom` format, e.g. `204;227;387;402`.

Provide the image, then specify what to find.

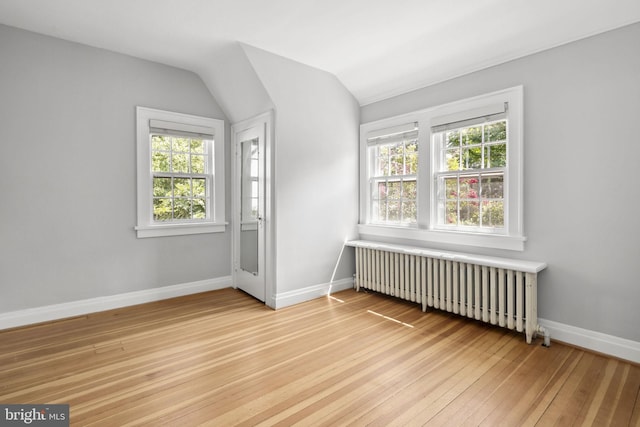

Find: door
234;122;265;301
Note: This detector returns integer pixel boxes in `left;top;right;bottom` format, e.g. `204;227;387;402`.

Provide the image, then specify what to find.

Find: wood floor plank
1;288;638;426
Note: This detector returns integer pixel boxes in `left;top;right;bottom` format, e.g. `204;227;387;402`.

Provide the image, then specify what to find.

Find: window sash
432;118;508;233
149;132;214;223
367;124;419;226
434;169;506;232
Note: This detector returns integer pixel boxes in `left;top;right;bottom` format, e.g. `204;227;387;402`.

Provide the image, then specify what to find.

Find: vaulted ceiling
1;0;639;105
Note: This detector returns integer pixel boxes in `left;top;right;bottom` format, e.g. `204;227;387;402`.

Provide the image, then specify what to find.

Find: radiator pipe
536;325;551;347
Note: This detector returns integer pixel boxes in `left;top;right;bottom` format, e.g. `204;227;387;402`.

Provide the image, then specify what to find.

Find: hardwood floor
1;288;638;426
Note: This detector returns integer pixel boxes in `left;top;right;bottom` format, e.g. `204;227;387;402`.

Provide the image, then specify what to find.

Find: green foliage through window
151;134;210;222
370;134;418;225
437;120;507;229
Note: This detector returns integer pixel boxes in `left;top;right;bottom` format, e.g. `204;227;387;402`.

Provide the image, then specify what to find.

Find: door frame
231;110;274;308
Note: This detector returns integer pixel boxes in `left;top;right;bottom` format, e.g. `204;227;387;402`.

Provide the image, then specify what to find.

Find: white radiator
348;241;547;344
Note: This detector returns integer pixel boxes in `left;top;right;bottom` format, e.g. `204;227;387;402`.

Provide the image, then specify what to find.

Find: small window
367;123;418;225
135;107;226;238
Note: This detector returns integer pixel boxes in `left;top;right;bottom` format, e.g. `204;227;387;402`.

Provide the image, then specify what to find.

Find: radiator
348;241;547;344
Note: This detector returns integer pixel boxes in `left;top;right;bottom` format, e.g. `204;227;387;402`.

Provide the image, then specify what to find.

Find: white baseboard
0;276;232;331
538;318;640;364
273;277;354;310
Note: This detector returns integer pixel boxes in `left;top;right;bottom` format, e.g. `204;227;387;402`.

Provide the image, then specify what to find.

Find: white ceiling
1;0;639;105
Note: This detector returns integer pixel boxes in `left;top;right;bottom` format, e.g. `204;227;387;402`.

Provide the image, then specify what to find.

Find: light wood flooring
1;288;639;426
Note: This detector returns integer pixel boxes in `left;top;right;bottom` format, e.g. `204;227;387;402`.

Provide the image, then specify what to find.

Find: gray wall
0;25;231;313
244;46;360;294
361;23;640;342
198;42;274;124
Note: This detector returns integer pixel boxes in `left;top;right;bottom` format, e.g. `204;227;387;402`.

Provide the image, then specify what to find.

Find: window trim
135;107;226;238
359;86;524;251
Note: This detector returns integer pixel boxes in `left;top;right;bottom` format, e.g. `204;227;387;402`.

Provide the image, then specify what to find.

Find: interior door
234;123;265;301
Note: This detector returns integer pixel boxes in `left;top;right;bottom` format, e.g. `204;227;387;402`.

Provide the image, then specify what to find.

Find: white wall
243;46;360;295
361;23;640;343
198;42;274;124
0;24;231;314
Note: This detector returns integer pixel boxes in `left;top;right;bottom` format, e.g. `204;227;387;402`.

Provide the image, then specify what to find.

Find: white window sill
357;224;526;251
135;222;227;238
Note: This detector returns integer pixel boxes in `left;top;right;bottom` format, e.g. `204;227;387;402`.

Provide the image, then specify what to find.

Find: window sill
135;222;227;238
357;224;526;251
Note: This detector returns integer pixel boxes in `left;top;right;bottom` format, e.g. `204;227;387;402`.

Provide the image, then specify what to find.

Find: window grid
435;120;507;230
241;139;259;223
151;134;211;222
370;136;418;225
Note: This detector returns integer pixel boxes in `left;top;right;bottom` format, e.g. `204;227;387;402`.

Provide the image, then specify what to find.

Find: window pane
484;121;506;142
445;148;460;171
445;177;457;200
387;181;402;199
405;142;418;174
482;200;504;227
192;155;205;174
484;144;506;168
153;198;173;221
245;160;256;181
193;198;206;219
387;201;400;222
375;146;390;176
174;178;191;197
446;130;460;148
151;135;170;151
251;198;258;217
460;200;480;226
402;201;417;224
152;152;170;172
462;147;482;169
462;126;482;145
173;137;190;153
174;199;192;219
374;200;386;222
481;175;504;198
172;153;189;173
403;180;417;200
193;178;206;197
460;176;479;199
190;138;204;154
153;177;172;197
376;182;387;199
445;201;458;225
390;153;403;175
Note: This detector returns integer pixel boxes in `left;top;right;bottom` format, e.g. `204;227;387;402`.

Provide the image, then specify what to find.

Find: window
241;137;259;228
432;112;507;232
135;107;226;238
359;87;524;251
367;123;418;225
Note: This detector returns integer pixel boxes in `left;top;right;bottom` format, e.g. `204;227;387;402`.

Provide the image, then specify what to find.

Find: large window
359;87;524;251
135;107;226;238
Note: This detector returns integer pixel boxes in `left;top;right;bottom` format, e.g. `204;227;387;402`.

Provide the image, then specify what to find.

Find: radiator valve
536;325;551;347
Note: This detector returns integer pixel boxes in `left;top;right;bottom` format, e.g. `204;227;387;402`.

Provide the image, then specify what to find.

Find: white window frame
135;107;226;238
358;86;525;251
367;122;419;226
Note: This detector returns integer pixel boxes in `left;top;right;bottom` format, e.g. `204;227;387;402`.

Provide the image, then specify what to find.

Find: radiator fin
354;245;541;343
